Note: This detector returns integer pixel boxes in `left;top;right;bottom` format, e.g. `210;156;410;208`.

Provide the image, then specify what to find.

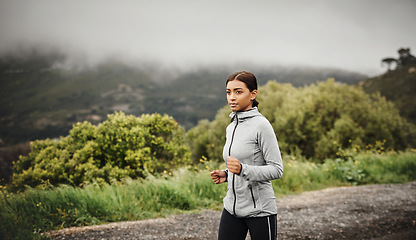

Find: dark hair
226;71;259;107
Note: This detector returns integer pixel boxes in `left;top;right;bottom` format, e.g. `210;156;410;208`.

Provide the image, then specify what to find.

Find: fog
0;0;415;76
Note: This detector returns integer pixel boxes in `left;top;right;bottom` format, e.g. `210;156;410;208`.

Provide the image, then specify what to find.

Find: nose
229;92;236;100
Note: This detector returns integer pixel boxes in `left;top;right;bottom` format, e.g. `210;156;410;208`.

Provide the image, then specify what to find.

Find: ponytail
252;99;259;108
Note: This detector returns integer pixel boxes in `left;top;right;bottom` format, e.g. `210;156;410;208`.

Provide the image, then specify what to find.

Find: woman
210;71;283;240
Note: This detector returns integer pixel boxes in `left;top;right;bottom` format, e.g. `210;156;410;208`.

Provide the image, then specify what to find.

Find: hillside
0;50;368;145
0;60;156;145
358;64;416;126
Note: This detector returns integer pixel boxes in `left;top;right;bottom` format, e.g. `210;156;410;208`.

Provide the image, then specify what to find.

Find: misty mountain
0;49;368;145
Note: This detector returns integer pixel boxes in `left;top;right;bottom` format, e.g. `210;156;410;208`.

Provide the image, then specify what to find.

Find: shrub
187;79;416;162
9;112;190;191
186;107;230;163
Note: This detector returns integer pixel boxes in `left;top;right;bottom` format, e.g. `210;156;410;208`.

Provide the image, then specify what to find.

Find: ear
250;89;258;100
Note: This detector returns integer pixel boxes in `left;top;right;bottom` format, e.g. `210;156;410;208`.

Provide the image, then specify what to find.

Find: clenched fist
210;170;227;184
227;156;242;174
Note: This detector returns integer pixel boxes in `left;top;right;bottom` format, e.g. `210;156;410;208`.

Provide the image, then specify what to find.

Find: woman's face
226;80;257;112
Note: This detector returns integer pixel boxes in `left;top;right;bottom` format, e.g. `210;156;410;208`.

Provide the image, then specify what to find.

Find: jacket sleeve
240;119;283;181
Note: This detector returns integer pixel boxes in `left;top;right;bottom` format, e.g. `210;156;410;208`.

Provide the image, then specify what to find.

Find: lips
229;103;237;107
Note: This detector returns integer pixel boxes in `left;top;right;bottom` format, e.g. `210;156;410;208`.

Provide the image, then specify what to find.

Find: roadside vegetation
1;149;415;240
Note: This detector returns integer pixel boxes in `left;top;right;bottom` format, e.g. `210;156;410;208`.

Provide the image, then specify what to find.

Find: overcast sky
0;0;415;76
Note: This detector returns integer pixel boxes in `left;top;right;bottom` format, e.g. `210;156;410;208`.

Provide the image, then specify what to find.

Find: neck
236;106;255;112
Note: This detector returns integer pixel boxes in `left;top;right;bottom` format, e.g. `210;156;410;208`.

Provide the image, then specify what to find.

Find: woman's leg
245;214;277;240
218;209;248;240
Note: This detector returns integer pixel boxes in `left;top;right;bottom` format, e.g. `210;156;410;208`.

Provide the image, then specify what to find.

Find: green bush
10;112;190;191
186;107;230;163
187;79;416;162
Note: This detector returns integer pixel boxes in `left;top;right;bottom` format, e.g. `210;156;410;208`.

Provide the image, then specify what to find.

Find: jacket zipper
250;186;256;208
229;114;239;216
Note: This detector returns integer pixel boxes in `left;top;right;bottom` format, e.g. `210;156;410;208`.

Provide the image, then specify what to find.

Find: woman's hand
210;170;227;184
227;156;242;174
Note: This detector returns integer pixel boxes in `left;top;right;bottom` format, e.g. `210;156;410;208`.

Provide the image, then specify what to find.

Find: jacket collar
229;107;262;122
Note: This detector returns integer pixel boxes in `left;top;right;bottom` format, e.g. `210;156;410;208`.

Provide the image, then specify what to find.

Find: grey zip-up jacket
223;107;283;218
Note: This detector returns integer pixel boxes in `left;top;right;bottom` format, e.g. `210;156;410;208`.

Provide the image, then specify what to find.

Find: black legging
218;209;277;240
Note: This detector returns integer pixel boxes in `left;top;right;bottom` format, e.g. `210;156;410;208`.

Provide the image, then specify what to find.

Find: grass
272;157;341;196
0;168;226;240
355;151;416;183
1;150;415;240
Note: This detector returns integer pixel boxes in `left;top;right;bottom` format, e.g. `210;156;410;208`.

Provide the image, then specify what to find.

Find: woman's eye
236;91;242;94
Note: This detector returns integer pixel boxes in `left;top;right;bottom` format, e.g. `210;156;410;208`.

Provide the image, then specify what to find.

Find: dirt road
47;182;416;239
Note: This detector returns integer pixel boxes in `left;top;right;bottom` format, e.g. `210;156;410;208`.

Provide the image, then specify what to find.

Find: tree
381;58;398;71
398;48;416;67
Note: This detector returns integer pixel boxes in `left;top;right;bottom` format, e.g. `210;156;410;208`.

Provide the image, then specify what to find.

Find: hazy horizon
1;0;415;77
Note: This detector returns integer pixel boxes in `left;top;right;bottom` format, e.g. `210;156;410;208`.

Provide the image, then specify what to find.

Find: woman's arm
240;119;283;181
